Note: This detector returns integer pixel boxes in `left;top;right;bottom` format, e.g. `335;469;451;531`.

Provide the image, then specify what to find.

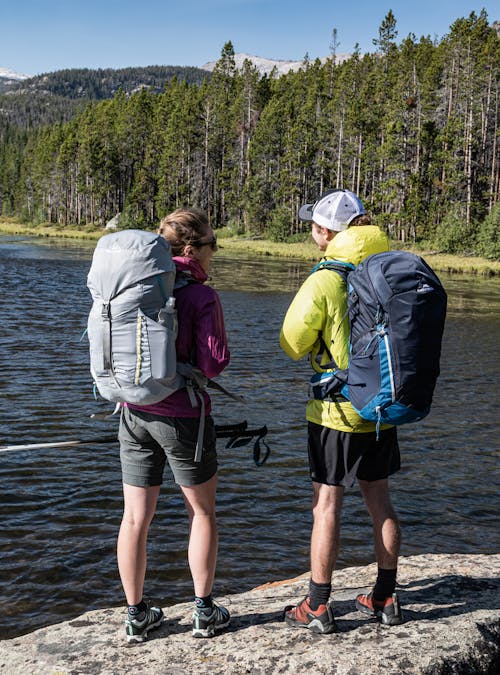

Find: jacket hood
324;225;389;266
173;256;208;283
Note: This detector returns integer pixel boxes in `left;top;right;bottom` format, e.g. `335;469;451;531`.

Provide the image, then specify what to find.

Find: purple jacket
128;256;230;417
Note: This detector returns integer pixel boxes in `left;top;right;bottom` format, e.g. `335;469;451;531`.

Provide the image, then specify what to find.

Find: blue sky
2;1;498;76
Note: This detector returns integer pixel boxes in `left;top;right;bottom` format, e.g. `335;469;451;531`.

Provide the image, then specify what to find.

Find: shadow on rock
398;574;500;620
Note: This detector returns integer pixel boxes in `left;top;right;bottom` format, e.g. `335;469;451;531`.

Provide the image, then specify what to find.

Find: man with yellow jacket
280;189;403;633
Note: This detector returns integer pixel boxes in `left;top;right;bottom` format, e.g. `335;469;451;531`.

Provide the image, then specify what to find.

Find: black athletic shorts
307;422;400;488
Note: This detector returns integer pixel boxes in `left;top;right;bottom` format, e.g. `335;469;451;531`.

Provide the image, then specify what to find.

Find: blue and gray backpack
310;250;447;433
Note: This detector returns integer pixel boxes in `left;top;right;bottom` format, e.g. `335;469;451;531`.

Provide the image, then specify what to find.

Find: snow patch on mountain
0;67;31;81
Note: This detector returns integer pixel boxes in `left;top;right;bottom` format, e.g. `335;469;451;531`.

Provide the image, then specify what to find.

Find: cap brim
298;203;314;221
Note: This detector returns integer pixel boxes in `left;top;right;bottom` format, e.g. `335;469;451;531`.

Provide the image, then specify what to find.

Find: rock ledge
0;554;499;674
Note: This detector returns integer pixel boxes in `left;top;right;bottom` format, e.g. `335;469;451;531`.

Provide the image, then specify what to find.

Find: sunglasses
192;236;217;251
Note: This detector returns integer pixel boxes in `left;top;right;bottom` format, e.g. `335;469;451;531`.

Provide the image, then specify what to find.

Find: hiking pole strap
253;426;270;466
223;425;270;466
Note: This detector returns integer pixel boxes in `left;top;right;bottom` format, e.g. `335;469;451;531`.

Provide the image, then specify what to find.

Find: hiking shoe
355;592;403;625
125;605;164;643
284;596;337;634
192;602;230;638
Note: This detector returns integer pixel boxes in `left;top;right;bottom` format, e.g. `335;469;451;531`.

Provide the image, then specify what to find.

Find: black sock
195;594;213;611
128;599;147;619
372;567;397;601
309;580;331;610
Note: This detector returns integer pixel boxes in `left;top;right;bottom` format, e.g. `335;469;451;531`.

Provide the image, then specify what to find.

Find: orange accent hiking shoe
284;596;337;634
355;592;403;625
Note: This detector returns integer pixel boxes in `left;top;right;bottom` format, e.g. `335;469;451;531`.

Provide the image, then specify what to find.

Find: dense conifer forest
0;11;499;258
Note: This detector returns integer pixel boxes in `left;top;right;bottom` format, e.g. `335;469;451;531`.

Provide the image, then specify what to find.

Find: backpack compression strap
101;302;113;372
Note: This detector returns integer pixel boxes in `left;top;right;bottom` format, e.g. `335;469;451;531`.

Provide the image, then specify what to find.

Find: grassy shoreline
1;218;498;277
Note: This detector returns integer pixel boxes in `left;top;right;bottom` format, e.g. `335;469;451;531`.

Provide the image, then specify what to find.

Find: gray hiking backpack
87;229;183;405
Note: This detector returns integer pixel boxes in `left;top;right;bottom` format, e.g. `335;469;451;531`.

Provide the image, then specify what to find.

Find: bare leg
358;478;401;569
117;483;160;605
181;473;218;598
310;482;345;583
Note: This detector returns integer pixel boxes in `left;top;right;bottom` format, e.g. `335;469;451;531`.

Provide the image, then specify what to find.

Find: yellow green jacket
280;226;390;432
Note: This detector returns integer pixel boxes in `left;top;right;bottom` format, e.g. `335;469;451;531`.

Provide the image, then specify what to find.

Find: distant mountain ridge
201;52;352;76
0;53;352;106
0;53;351;124
0;50;353;95
0;65;209;99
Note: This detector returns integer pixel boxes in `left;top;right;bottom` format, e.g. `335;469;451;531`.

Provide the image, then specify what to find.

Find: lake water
0;235;498;639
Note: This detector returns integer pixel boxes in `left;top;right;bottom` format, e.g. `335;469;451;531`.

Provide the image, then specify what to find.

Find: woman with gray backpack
108;208;230;642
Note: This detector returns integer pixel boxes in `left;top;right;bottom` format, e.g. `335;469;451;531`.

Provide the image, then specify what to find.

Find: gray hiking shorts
118;407;217;487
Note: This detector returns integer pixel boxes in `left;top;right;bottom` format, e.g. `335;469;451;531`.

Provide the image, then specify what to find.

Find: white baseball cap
298;189;365;231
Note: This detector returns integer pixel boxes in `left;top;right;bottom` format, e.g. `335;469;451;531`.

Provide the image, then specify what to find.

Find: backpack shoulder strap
174;269;200;290
310;259;355;371
310;259;355;283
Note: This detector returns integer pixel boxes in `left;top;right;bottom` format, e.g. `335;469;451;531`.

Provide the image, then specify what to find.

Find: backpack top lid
87;229;175;302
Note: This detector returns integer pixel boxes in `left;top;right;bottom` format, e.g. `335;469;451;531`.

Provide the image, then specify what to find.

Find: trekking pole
0;422;271;465
0;437;117;454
